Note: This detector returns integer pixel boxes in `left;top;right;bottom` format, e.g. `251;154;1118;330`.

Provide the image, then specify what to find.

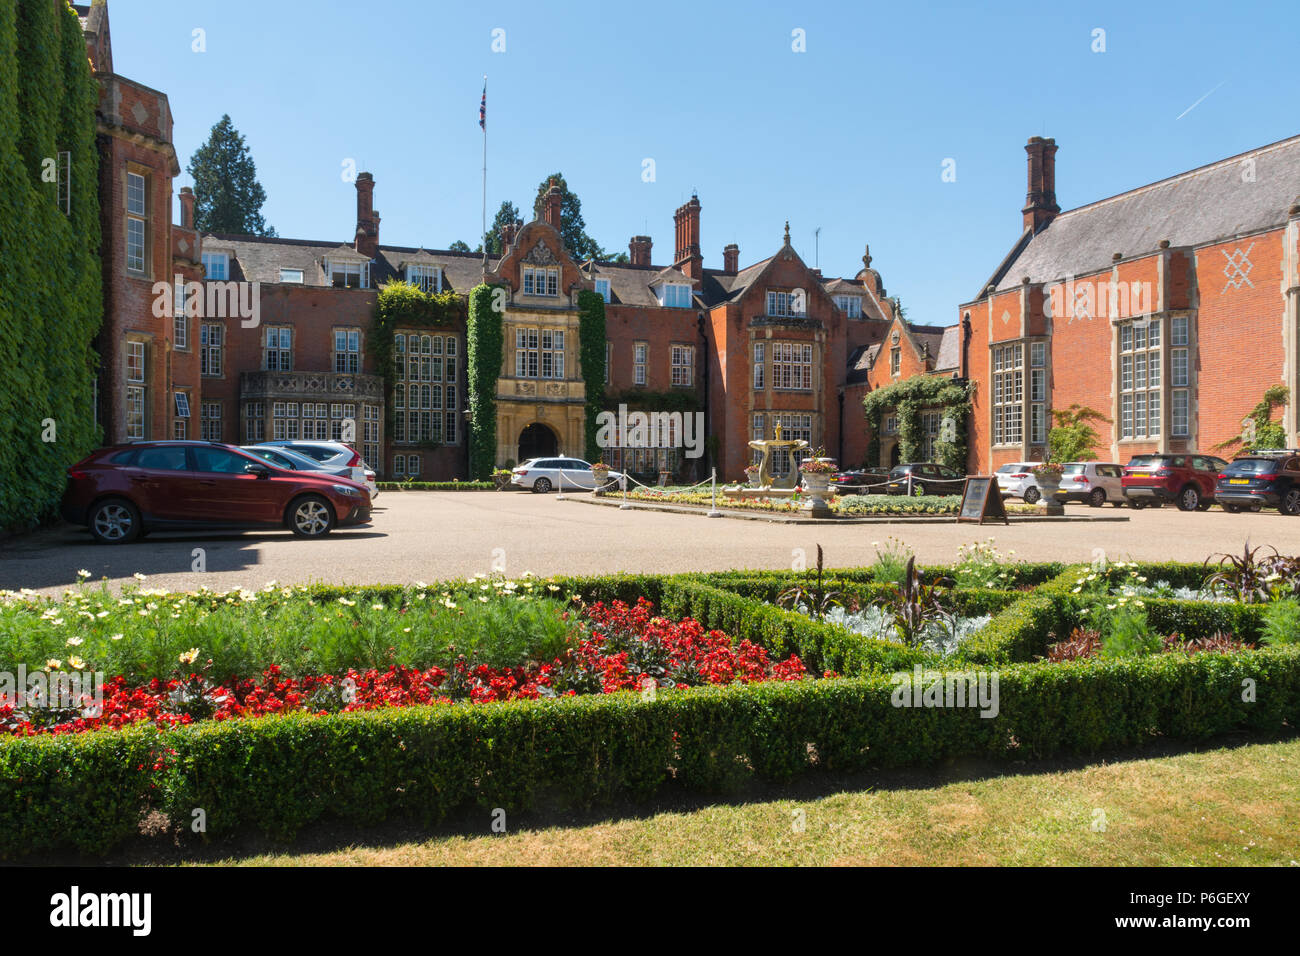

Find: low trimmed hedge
377;481;495;491
3;647;1296;858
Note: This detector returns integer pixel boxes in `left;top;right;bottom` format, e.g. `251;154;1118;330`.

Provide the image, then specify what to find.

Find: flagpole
481;75;487;278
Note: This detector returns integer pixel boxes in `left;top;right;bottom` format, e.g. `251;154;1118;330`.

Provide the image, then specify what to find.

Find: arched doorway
518;422;558;462
889;442;901;467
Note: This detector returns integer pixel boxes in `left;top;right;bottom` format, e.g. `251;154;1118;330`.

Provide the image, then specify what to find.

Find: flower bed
1;556;1298;858
594;488;1042;517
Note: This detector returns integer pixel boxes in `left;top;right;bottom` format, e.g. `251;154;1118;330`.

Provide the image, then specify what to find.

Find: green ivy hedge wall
0;0;102;528
466;284;504;479
862;375;973;472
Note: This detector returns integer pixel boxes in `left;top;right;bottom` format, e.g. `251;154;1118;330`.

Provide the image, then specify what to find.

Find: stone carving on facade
522;240;558;265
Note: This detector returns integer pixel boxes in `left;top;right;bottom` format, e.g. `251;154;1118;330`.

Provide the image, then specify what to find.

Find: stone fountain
724;422;810;500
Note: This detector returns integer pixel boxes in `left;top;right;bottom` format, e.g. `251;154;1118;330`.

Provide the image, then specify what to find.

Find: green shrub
1098;607;1161;658
1261;599;1300;647
376;481;494;491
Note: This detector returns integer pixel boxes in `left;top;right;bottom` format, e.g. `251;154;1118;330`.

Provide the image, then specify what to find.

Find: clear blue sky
106;0;1298;326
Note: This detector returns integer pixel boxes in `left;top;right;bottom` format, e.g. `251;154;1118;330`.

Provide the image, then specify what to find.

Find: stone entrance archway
518;422;558;462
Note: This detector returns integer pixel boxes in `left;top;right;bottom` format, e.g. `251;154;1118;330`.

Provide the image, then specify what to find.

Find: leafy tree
532;172;605;261
482;200;521;256
447;240;472;253
1046;404;1110;463
186;115;276;236
1215;385;1289;453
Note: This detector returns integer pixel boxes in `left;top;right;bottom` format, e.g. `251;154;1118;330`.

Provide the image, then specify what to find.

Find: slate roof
909;324;948;364
845;343;880;385
200;233;497;293
986;134;1300;296
934;326;961;372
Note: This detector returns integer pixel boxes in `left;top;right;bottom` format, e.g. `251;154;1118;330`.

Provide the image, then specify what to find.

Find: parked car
510;457;626;493
994;462;1043;503
61;441;372;544
1057;462;1126;507
1122;453;1228;511
261;440;378;499
1214;451;1300;514
829;469;891;494
885;462;966;496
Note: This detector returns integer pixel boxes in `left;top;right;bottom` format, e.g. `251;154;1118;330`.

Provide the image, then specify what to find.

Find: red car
1121;453;1228;511
61;441;372;544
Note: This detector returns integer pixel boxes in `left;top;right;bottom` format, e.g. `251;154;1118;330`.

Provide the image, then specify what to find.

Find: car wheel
287;495;335;538
1282;489;1300;516
1222;503;1243;514
1088;488;1106;507
533;477;552;494
89;497;141;545
1023;487;1041;505
1128;498;1146;510
1177;485;1200;512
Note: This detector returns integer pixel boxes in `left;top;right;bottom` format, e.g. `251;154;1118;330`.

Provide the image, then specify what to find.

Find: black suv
885;462;965;496
1214;451;1300;515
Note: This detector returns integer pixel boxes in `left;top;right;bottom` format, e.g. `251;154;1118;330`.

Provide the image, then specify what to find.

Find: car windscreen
888;467;906;478
1226;458;1279;474
1127;456;1164;469
995;464;1021;474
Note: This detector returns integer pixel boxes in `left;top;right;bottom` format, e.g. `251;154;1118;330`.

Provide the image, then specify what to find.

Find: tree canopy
532;173;605;261
187;115;276;236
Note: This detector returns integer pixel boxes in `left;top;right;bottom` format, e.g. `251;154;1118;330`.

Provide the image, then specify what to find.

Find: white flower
45;659;62;670
414;581;428;590
76;569;91;580
68;656;86;670
109;633;123;641
178;648;200;665
65;637;83;647
133;572;147;581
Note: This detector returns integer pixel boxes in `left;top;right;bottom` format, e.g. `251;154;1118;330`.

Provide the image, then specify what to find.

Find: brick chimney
673;193;702;279
354;172;380;257
178;187;195;230
543;178;563;231
629;235;652;267
1022;137;1060;234
723;243;741;273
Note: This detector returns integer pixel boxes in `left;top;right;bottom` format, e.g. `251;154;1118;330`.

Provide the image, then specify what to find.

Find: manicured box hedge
3;646;1295;858
376;481;495;491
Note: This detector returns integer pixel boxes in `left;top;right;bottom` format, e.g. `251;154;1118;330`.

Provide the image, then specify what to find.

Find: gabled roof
984;133;1300;297
934;326;961;372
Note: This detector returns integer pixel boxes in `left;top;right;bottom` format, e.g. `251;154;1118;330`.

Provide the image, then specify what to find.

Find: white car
994;462;1043;503
1058;462;1125;507
261;440;379;500
511;457;625;493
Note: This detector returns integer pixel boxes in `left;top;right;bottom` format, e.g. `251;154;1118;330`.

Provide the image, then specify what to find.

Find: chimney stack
178;187;195;230
629;235;652;267
722;243;739;273
673;193;702;279
354;172;380;257
543;178;563;232
1022;137;1060;234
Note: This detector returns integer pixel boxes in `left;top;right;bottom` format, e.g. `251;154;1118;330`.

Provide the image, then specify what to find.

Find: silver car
1058;462;1125;507
259;441;378;499
510;457;625;493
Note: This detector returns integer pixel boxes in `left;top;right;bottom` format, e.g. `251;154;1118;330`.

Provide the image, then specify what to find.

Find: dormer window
406;264;442;293
202;251;229;280
834;295;862;318
325;257;369;289
279;268;304;284
523;266;558;296
594;278;611;303
659;284;691;308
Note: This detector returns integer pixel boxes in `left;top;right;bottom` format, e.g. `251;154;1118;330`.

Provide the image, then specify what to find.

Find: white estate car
994;462;1043;503
511;457;626;493
1058;462;1126;507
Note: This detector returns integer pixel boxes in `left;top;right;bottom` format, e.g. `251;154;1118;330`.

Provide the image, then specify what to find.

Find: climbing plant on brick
370;280;461;447
466;283;505;479
577;289;606;460
862;376;974;472
0;0;101;529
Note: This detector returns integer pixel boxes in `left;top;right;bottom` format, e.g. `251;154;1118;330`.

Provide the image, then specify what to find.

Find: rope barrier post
907;472;913;497
555;464;566;501
707;467;722;518
620;471;631;509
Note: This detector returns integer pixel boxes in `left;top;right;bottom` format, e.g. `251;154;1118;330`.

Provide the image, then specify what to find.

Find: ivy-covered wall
576;289;606;460
862;376;974;473
0;0;102;528
466;284;504;479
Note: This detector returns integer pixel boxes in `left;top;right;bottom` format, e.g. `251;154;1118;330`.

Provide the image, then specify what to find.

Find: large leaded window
992;342;1023;446
394;332;458;444
514;328;564;379
333;328;361;374
1119;318;1161;440
263;326;292;371
671;344;694;387
1170;315;1190;437
771;341;812;391
1030;341;1048;444
523;267;558;296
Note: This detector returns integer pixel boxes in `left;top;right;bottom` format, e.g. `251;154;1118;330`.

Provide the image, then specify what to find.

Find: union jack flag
479;82;486;129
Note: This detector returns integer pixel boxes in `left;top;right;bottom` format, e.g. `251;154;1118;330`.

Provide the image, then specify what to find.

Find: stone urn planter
799;472;834;517
591;465;610;488
1033;465;1065;515
745;469;761;488
658;469;671;487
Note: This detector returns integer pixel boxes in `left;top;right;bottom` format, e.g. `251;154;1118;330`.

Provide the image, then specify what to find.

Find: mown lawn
197;737;1300;867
